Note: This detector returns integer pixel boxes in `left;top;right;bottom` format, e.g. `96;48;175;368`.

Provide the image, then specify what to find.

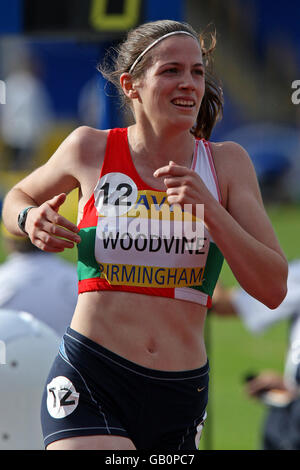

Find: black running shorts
41;327;209;450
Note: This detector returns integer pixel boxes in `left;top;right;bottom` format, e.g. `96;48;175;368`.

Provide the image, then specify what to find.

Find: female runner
2;19;288;450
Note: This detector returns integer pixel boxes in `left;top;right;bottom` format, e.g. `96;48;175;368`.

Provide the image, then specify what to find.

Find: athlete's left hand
153;161;216;211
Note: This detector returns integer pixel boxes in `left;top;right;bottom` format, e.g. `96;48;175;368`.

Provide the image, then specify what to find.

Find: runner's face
134;36;205;132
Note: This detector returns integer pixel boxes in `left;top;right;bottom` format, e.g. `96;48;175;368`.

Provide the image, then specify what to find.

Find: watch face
18;206;35;233
18;210;26;230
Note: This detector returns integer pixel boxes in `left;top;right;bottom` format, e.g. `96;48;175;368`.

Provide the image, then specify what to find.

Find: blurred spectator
0;221;77;338
212;260;300;449
0;309;60;449
0;47;53;170
221;123;300;202
78;75;104;128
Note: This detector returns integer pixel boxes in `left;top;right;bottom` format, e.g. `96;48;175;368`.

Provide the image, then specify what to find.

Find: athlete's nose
178;71;196;91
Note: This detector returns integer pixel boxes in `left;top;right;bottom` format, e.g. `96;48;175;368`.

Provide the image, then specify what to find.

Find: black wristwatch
17;206;36;235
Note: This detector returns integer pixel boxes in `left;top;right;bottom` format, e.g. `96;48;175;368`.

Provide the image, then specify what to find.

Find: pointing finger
154;163;189;178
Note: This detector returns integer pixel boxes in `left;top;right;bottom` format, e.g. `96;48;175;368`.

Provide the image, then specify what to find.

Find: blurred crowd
0;223;78;449
0;41;101;450
212;267;300;449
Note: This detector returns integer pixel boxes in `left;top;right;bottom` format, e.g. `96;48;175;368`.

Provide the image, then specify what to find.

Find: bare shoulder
63;126;110;166
12;126;111;206
209;141;259;207
210;140;254;174
43;125;110;186
68;125;109;150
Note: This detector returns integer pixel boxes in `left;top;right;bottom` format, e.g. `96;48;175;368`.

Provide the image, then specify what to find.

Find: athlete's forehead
149;35;203;66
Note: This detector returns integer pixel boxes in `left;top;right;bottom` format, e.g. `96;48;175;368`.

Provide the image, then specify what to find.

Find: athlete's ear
120;73;139;100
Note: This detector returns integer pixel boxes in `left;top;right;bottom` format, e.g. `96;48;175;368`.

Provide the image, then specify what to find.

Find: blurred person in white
212;260;300;449
0;221;77;338
0;43;53;170
0;309;60;449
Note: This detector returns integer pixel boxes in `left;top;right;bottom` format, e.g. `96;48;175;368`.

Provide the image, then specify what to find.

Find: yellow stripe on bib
98;262;205;288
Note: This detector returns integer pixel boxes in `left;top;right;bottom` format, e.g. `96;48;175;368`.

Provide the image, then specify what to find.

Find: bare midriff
70;291;207;371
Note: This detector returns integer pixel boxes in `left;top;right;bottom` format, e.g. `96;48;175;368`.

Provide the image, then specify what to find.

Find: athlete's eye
193;69;204;76
164;68;179;74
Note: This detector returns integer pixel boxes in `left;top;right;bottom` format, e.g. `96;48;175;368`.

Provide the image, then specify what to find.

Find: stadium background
0;0;299;449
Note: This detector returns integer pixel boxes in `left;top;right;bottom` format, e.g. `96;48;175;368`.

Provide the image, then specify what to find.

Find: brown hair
98;20;223;140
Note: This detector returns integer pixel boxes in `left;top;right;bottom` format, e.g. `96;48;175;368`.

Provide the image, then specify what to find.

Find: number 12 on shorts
46;376;80;419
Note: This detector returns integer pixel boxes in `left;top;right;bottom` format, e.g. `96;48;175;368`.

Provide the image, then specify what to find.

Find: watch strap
17;206;37;235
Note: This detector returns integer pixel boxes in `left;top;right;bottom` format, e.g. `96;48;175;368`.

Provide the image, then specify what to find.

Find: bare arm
245;371;287;395
154;142;288;309
2;126;106;252
207;142;288;309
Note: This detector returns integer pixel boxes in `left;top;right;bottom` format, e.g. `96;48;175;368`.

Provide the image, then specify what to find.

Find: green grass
199;203;300;450
1;203;299;450
201;315;288;450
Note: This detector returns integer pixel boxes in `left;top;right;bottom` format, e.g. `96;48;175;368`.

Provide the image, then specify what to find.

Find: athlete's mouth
171;98;196;108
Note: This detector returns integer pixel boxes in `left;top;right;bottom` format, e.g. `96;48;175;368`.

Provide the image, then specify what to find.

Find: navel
146;339;157;355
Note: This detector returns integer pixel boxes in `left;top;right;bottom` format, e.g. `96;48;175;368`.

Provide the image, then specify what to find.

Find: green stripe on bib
77;227;99;281
191;242;224;297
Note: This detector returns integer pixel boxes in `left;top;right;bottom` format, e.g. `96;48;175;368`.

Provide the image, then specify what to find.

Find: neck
128;123;195;170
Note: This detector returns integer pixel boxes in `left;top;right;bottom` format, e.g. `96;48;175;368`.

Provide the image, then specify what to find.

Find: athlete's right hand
25;193;81;253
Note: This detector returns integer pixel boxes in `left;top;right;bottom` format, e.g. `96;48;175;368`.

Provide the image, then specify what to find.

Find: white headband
128;31;197;74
